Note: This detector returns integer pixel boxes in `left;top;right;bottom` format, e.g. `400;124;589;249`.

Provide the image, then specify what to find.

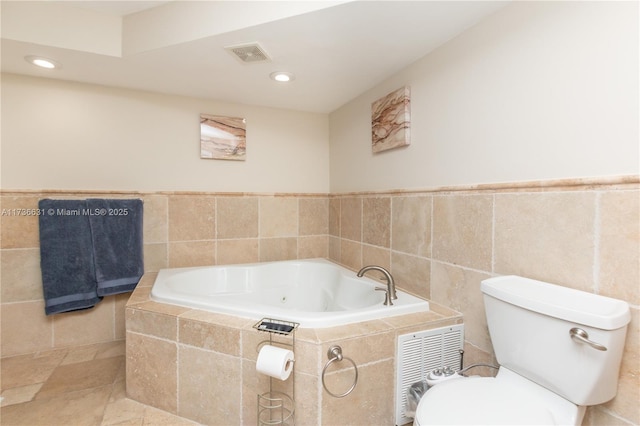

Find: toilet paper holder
254;318;299;426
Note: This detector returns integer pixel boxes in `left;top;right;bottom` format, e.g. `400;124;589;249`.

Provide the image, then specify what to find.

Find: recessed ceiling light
270;72;295;83
25;56;60;69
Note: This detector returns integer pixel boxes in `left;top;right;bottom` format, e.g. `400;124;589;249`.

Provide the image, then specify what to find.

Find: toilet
414;275;630;426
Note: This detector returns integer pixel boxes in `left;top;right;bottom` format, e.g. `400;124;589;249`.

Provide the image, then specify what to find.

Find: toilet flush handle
569;328;607;351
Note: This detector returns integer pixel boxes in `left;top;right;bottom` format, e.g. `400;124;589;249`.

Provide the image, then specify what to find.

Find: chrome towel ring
321;345;358;398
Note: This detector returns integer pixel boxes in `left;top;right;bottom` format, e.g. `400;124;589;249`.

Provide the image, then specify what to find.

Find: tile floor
0;340;200;426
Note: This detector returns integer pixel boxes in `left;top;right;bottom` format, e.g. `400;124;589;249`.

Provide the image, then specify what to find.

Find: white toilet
414;275;630;426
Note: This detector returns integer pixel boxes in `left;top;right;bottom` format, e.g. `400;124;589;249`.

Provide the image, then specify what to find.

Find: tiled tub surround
0;192;330;358
1;176;638;425
126;274;462;425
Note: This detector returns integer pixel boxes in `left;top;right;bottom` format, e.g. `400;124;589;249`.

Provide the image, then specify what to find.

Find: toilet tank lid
481;275;630;330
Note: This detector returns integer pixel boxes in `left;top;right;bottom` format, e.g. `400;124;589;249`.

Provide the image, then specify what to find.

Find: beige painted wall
329;1;639;193
1;74;330;193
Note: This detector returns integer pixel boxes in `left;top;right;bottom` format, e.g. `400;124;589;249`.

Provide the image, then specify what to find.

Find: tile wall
328;179;639;426
0;192;329;358
1;177;638;425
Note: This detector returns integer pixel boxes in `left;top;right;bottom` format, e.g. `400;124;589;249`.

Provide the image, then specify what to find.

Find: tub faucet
357;265;398;306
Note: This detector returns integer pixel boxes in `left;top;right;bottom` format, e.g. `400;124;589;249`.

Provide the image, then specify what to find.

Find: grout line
491;194;496;274
593;191;601;294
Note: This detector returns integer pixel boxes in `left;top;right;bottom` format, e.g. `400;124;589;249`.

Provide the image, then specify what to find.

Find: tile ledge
329;174;640;196
2;175;637;197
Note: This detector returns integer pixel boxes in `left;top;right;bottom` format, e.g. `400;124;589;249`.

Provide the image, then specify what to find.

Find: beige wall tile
461;342;497;377
126;308;177;341
599;190;639;305
340;197;361;241
363;197;390;248
216;238;259;265
178;316;242;356
216;238;260;265
114;293;129;340
433;194;492;271
299;198;329;236
0;301;53;357
329;198;340;237
288;373;319;426
431;262;493;352
168;240;215;268
241;358;271;425
298;235;329;259
217;197;258;239
126;332;177;414
328;236;340;263
53;297;115;347
177;345;241;424
0;196;41;249
362;245;390;270
603;308;639;424
142;195;167;243
495;192;596;291
584;406;631;426
392;195;432;257
260;197;298;237
168;196;215;241
1;248;42;302
391;251;430;299
321;359;394;425
339;239;362;271
260;237;297;262
314;320;392;342
324;330;395;368
143;243;167;272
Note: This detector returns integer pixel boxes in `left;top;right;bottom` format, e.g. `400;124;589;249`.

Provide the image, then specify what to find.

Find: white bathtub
150;258;430;328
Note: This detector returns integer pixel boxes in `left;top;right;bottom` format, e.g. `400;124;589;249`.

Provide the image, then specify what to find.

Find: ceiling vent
225;43;271;64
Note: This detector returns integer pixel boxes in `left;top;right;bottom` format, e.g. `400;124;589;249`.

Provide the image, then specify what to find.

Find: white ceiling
1;1;508;113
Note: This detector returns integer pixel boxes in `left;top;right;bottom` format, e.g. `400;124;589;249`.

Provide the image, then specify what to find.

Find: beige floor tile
142;406;201;425
101;397;146;426
0;350;66;390
1;343;201;426
102;419;143;426
1;383;43;406
1;385;112;426
61;345;100;365
36;356;124;400
95;340;126;360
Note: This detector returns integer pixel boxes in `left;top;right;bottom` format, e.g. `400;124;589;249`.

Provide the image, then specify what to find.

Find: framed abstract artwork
200;114;246;160
371;86;411;153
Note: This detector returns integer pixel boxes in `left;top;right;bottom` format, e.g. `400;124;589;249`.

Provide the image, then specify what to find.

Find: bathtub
150;258;430;328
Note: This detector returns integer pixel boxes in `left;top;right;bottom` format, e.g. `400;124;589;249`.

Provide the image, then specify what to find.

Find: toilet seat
414;369;579;426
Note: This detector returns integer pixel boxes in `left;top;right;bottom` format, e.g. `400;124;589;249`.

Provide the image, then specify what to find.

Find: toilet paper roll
256;345;295;381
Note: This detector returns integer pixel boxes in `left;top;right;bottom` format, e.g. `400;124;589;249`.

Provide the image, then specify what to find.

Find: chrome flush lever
569;327;607;351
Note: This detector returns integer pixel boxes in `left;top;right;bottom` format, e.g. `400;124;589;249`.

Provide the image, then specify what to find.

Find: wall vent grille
395;324;464;425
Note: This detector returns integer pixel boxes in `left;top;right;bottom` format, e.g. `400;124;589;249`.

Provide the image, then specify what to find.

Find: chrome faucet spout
357;265;398;306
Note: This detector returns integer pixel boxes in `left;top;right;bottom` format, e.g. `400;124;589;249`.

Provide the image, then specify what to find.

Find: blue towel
38;199;101;315
87;199;144;297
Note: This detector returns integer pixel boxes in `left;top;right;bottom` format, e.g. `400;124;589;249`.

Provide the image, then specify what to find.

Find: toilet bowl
414;275;630;426
415;368;582;425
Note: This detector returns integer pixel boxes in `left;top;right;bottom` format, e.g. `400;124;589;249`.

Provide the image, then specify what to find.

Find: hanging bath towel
38;199;101;315
87;198;144;297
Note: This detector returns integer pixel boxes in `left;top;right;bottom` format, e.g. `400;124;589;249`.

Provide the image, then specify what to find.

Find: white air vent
225;43;271;63
395;324;464;426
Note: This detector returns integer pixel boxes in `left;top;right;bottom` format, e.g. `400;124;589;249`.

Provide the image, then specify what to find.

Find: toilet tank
481;275;630;406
